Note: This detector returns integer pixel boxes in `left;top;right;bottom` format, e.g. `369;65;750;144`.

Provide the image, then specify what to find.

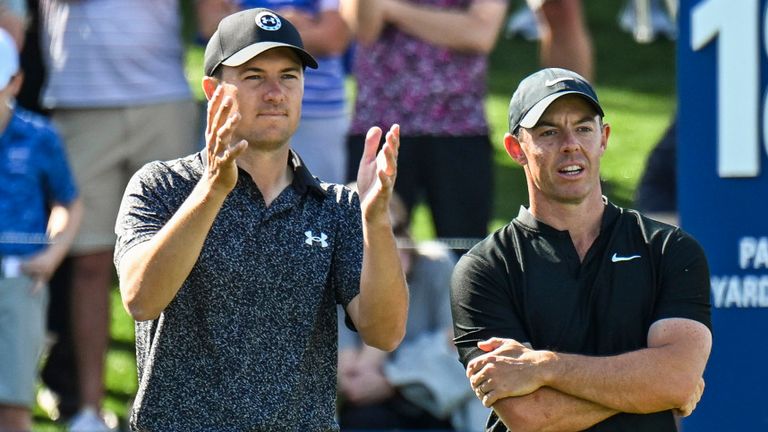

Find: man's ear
600;122;611;153
202;76;219;101
504;132;527;166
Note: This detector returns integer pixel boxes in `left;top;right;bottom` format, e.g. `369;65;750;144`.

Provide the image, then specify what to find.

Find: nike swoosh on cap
545;77;575;87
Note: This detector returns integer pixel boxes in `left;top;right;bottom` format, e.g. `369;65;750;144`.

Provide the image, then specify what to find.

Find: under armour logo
256;11;282;31
305;231;328;248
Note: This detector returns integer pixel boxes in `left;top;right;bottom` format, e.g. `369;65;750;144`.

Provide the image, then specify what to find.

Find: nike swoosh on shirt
611;253;641;263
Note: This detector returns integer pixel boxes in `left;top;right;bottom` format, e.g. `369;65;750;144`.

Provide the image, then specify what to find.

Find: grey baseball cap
204;8;318;76
508;68;604;133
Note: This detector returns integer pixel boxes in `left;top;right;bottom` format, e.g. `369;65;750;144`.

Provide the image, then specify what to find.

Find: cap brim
222;41;319;69
519;91;603;129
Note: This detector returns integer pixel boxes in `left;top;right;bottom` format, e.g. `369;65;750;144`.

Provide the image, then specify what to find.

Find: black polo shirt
451;200;711;432
115;149;363;431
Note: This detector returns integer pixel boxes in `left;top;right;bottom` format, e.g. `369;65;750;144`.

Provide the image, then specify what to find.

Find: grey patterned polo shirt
114;150;362;431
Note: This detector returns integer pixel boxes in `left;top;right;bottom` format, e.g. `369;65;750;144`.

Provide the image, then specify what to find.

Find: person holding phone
114;8;408;431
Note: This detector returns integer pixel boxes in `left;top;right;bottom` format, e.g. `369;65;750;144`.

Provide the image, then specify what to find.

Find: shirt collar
288;148;327;198
515;196;620;234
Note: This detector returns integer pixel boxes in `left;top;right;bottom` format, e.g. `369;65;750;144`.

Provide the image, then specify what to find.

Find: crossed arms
466;318;712;432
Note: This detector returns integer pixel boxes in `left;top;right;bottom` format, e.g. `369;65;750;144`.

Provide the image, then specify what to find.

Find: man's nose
263;80;286;103
560;129;581;152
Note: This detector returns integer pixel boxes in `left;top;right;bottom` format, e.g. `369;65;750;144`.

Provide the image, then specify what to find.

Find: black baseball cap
204;8;318;77
508;68;604;133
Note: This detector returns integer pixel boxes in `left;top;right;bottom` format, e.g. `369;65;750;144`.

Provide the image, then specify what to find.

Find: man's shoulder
615;206;688;243
460;223;520;268
613;205;705;261
132;153;202;184
122;153;202;208
471;221;520;250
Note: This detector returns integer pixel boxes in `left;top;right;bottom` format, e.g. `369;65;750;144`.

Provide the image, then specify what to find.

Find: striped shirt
40;0;191;108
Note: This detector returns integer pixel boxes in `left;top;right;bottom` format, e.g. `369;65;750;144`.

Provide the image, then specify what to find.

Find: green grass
33;1;676;429
488;1;675;217
33;292;136;431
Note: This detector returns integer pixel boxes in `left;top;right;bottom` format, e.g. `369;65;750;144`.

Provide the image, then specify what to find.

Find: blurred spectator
618;0;677;44
0;27;83;431
0;0;26;46
6;0;81;424
342;0;508;248
338;191;489;431
196;0;352;183
529;0;593;80
16;0;46;114
504;3;539;41
629;1;679;226
634;116;678;226
6;0;81;425
38;1;197;430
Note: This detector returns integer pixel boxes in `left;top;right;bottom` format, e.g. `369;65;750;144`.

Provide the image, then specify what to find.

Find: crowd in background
0;0;679;430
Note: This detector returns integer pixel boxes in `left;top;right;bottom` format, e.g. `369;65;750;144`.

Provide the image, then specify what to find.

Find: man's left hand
676;377;705;417
356;124;400;225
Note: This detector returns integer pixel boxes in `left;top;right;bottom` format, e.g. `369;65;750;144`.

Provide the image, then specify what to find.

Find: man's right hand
467;337;552;407
204;82;248;194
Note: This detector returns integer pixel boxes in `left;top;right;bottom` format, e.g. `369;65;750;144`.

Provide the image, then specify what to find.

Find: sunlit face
511;95;609;206
218;47;304;151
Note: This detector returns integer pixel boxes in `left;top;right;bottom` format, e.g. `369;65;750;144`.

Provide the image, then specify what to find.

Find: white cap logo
256;11;282;31
544;77;575;87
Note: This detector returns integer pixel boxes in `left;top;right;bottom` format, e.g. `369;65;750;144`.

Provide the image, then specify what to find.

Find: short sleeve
450;252;528;368
653;229;712;330
113;162;187;272
331;186;363;309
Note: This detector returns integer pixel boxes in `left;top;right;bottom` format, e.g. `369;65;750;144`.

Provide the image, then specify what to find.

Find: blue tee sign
680;0;768;429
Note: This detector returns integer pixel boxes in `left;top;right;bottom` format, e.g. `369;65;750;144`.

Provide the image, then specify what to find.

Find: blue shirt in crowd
0;107;78;256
